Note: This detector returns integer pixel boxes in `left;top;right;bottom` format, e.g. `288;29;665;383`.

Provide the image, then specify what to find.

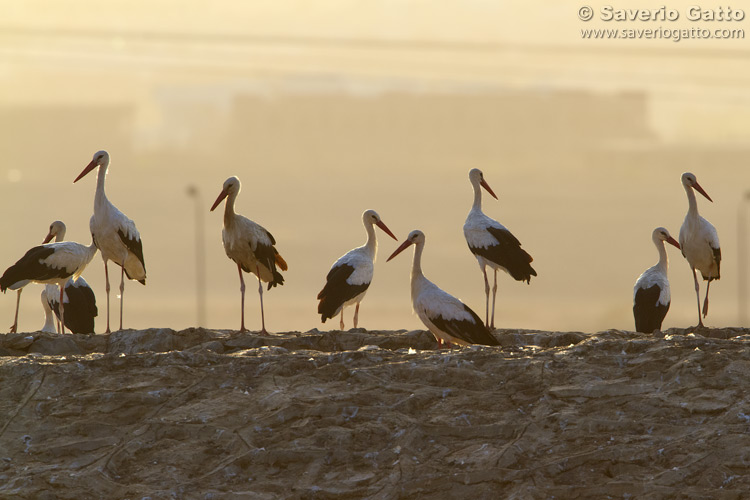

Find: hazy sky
1;1;749;334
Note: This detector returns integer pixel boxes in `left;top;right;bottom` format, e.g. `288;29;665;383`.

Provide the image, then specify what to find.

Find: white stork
0;230;97;334
74;150;146;333
42;277;97;334
210;176;287;334
0;219;67;332
387;230;500;348
463;168;536;329
633;227;681;333
317;209;398;330
679;172;720;327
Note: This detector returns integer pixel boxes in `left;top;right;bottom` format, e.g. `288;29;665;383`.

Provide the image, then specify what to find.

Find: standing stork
679;172;720;327
0;232;97;334
42;277;97;334
210;176;287;334
74;150;146;333
633;227;681;333
387;230;499;348
317;209;397;330
463;168;536;329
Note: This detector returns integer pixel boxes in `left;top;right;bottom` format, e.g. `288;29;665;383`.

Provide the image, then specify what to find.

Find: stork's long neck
471;181;483;212
95;163;108;205
363;221;377;260
223;191;238;227
684;184;699;220
410;241;426;300
654;238;669;274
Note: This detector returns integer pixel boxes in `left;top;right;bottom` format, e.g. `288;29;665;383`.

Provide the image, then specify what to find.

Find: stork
42;277;97;334
3;220;80;332
317;209;397;330
463;168;536;329
633;227;681;333
0;232;97;334
210;176;287;334
679;172;720;327
387;229;499;348
74;150;146;333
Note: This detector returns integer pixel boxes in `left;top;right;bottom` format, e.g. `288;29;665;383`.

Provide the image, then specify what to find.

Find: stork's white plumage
678;172;720;327
0;226;97;334
463;168;536;329
210;176;287;334
74;150;146;333
633;227;681;333
387;230;499;348
317;209;397;330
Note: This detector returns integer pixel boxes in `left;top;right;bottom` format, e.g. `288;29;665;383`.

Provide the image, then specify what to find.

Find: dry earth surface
1;326;750;499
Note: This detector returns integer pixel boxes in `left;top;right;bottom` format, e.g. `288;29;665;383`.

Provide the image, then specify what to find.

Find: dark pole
187;185;207;327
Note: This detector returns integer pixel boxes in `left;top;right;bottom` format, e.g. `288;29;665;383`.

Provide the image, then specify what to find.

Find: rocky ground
1;326;750;499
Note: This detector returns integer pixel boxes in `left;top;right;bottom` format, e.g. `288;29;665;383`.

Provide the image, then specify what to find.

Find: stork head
387;229;425;262
74;150;110;183
210;176;241;211
652;227;680;250
363;209;398;241
469;168;498;200
43;220;67;244
681;172;713;202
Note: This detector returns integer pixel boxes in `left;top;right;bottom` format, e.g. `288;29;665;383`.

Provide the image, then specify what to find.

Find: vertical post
187;185;207;327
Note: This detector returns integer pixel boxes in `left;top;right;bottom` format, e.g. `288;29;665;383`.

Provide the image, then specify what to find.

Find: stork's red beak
692;181;713;203
666;236;680;250
387;238;414;262
42;232;54;244
481;178;498;200
210;189;228;211
375;220;398;241
74;160;97;183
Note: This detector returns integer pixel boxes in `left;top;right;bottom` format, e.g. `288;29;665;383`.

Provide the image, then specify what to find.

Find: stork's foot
258;328;270;336
9;324;17;334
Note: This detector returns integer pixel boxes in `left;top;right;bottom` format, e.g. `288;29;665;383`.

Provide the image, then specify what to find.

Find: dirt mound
1;327;750;499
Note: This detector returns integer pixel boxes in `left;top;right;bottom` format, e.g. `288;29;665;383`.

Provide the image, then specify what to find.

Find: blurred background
1;1;748;334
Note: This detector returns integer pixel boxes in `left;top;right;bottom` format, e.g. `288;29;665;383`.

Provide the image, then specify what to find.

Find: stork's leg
255;265;267;335
490;269;498;330
119;265;125;331
339;310;345;331
237;264;247;333
482;265;490;328
59;285;66;335
104;261;112;334
691;267;704;327
703;280;711;318
9;288;22;333
353;302;360;329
